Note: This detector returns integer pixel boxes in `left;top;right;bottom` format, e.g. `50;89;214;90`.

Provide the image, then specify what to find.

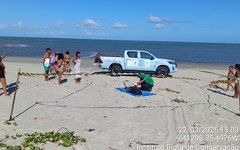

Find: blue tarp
115;87;155;97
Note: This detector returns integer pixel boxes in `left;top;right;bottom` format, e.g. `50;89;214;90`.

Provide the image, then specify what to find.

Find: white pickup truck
98;50;177;76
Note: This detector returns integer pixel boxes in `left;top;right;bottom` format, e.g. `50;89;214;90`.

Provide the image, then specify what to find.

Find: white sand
0;57;240;150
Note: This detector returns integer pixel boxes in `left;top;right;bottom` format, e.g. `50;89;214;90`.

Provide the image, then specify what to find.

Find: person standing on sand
233;64;240;98
226;66;235;91
54;53;64;84
64;51;71;73
50;52;58;74
0;55;8;96
72;51;81;83
43;48;51;81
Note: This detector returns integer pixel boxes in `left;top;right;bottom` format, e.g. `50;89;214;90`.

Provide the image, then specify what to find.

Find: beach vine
0;130;86;150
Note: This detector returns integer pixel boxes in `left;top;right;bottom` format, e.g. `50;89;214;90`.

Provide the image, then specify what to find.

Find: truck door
125;51;141;71
139;52;155;71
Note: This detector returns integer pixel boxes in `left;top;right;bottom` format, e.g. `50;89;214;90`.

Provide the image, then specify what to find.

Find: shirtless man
43;48;51;81
64;51;71;73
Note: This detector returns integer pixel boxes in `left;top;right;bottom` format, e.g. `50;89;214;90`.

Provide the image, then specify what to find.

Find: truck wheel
110;65;122;74
156;66;169;76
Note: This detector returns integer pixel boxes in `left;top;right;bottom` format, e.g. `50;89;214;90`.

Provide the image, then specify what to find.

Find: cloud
54;21;65;28
154;23;164;29
33;25;48;29
83;30;97;36
0;23;7;30
55;30;65;35
148;15;172;23
148;15;167;30
148;15;163;23
17;22;22;26
75;24;82;28
83;19;99;27
171;27;179;30
39;30;65;35
13;22;24;28
83;29;105;37
113;22;128;29
148;15;183;30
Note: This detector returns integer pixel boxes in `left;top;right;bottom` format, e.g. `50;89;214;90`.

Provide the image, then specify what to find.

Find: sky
0;0;240;43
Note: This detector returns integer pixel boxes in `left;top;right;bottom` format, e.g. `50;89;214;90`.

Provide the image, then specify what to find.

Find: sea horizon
0;36;239;65
1;35;240;45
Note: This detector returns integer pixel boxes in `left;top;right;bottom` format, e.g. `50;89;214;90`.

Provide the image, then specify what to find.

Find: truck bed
95;53;121;57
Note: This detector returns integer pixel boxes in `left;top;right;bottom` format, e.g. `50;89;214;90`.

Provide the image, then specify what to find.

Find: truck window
140;52;154;59
127;51;138;58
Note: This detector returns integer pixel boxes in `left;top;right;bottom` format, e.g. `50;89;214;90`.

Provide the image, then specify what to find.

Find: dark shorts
0;69;5;78
140;82;153;91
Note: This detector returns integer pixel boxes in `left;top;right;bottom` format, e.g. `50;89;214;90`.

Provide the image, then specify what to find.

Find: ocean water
0;36;239;65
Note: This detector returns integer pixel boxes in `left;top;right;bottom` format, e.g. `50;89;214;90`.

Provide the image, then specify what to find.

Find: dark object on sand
123;82;142;95
126;86;142;95
75;77;81;81
88;128;95;132
159;88;180;94
171;98;187;103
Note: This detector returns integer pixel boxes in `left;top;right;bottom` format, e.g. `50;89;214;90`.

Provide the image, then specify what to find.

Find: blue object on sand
115;88;155;97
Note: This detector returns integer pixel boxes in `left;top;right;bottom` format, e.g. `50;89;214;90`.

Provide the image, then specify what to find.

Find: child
54;53;64;85
64;51;71;73
226;66;235;91
50;52;57;74
233;64;240;98
0;55;8;96
72;51;81;83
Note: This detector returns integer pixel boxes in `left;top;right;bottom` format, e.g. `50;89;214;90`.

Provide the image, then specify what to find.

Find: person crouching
135;73;154;92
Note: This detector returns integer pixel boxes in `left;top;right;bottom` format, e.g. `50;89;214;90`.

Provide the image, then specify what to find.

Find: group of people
227;64;240;98
43;48;81;84
0;50;239;97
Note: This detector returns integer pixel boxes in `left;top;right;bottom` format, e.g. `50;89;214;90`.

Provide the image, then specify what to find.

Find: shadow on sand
92;71;173;77
207;88;233;98
61;78;68;84
0;82;17;96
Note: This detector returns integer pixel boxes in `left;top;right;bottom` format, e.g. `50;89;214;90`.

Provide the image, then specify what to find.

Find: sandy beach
0;57;240;150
